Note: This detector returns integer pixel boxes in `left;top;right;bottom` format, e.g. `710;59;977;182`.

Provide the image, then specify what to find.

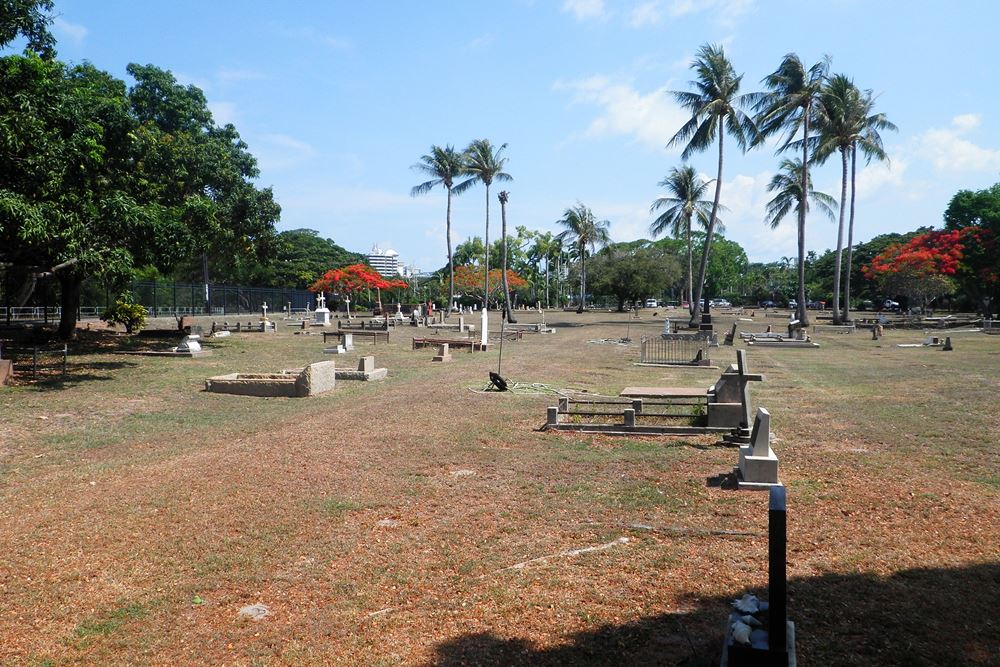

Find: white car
709;298;731;308
645;298;658;308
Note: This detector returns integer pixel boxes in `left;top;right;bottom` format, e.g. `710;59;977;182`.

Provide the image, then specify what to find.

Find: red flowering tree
310;263;407;317
453;264;528;309
864;230;964;311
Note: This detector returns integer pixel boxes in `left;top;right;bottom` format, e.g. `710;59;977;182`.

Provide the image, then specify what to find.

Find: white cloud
852;157;908;201
668;0;754;27
562;0;607;21
52;17;87;45
628;2;663;27
914;114;1000;173
554;75;688;151
254;133;316;172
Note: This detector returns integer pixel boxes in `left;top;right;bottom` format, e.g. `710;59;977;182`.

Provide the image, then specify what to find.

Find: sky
15;0;1000;273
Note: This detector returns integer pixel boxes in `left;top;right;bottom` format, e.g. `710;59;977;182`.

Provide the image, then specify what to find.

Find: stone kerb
205;361;336;398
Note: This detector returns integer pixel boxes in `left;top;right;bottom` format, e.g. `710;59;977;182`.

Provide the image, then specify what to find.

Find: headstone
546;406;559;427
176;335;202;353
623;408;636;428
260;302;269;321
459;315;466;332
942;336;953;351
432;343;452;362
343;333;354;350
737;408;781;488
358;356;375;373
314;292;331;326
480;309;489;346
662;318;672;335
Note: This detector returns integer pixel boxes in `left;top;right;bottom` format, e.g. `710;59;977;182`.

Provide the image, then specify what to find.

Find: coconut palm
756;53;830;325
668;43;757;327
814;80;896;322
555;203;610;312
529;231;559;309
763;157;837;243
411;145;465;313
454;139;512;310
649;166;721;315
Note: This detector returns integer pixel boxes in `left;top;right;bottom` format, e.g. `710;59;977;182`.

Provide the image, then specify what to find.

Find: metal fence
639;333;711;365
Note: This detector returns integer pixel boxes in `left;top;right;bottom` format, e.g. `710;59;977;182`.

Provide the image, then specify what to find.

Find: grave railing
639;334;710;365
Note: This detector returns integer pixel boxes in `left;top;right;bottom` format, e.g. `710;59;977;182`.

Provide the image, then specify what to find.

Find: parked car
883;299;900;310
709;298;731;308
760;300;777;308
788;299;797;309
807;300;826;309
645;298;658;308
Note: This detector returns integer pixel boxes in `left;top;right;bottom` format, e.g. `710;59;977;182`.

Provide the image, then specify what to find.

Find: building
367;244;401;277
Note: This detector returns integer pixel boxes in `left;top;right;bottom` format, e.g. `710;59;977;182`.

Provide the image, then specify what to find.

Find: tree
588;243;681;311
411;144;465;313
649;166;718;314
814;75;896;321
454;139;511;309
311;263;406;318
757;53;830;325
0;0;55;58
668;43;757;327
943;183;1000;312
763;157;837;239
267;229;363;289
497;190;517;322
554;203;611;312
452;264;527;308
528;231;560;309
864;230;965;311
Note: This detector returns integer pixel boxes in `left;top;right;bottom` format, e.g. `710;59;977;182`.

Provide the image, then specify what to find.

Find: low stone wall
205;361;336;397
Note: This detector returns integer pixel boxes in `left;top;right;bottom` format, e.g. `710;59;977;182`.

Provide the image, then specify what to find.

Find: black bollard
769;485;787;656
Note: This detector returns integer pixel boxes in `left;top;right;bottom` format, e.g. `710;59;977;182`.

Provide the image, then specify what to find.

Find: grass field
1;310;997;666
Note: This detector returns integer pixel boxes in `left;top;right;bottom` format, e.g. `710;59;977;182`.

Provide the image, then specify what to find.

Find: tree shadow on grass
431;562;1000;666
17;360;136;391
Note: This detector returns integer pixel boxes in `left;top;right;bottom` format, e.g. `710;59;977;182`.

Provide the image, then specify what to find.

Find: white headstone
177;335;202;353
260;302;269;321
480;309;489;346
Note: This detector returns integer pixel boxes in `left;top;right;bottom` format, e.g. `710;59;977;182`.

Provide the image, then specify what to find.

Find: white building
367;244;401;277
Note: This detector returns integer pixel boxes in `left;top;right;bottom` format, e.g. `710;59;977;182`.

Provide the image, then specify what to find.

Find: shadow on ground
431;562;999;666
18;360;137;391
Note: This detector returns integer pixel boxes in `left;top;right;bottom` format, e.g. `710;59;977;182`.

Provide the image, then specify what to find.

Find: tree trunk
686;218;693;315
483;185;490;310
545;254;550;309
577;251;586;313
797;110;810;326
446;185;454;316
690;128;725;328
56;271;83;340
202;252;211;314
843;145;858;323
831;147;849;324
500;193;516;323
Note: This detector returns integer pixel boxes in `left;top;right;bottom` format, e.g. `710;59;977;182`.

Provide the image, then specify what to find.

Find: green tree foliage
0;55;280;338
943;182;1000;311
268;229;364;289
588;243;682;311
0;0;55;58
554;202;611;312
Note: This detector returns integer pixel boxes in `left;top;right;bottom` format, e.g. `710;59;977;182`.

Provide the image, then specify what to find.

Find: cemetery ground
1;310;997;666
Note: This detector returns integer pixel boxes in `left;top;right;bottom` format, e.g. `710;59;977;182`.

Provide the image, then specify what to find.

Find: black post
768;485;787;655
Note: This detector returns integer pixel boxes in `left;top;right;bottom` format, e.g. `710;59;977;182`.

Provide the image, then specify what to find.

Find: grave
700;298;714;333
708;350;765;429
431;343;453;362
119;334;211;357
313;293;331;326
639;332;713;366
334;355;387;381
720;485;796;666
205;360;336;397
735;408;781;489
724;322;737;345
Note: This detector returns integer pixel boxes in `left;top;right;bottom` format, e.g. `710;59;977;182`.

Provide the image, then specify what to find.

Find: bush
101;295;147;333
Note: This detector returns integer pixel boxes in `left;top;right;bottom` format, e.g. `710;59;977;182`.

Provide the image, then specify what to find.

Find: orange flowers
310;263;408;294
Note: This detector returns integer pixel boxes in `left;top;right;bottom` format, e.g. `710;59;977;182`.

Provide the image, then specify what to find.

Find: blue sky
19;0;1000;272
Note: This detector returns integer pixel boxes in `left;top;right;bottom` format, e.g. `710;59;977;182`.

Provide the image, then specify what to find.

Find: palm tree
763;157;837;258
529;231;558;309
454;139;512;310
756;53;830;325
649;166;719;315
668;43;757;327
497;190;517;322
411;145;465;314
814;82;896;323
555;203;610;312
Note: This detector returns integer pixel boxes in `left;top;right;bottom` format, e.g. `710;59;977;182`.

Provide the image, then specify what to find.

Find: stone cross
261;302;268;320
316;292;326;309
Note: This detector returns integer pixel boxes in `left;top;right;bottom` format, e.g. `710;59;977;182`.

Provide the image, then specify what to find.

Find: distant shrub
101;295;147;333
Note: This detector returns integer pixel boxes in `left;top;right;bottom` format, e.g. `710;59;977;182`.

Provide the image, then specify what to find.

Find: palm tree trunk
545;254;550;309
831;147;849;324
690;128;724;328
483;185;490;310
843;144;858;323
500;196;515;323
797;110;810;326
685;219;693;315
446;186;454;316
579;251;586;312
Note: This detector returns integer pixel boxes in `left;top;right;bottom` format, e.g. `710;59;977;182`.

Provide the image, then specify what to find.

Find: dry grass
1;311;997;666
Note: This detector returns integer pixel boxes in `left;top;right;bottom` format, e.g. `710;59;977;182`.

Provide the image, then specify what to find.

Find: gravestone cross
261;302;269;320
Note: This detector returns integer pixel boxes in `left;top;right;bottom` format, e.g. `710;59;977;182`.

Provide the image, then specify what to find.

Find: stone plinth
205;361;336;397
480;310;489;346
737;408;781;489
334;355;387;381
432;343;452;362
